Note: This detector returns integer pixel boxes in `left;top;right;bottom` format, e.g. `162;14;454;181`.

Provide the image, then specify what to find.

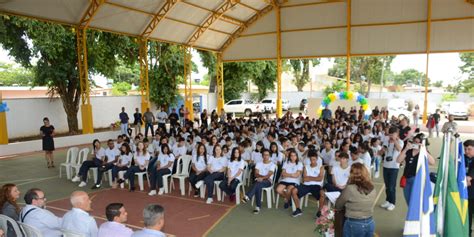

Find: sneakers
196;180;204;189
158;188;164;195
242;195;250;204
148;190;157;196
284;201;292;209
78;181;87;187
374;171;380;179
91;184;100;189
206;198;213;204
117;179;125;184
386;204;396;211
193;190;199;197
380;201;391;208
253;207;260;214
292;208;303;217
71;176;81;182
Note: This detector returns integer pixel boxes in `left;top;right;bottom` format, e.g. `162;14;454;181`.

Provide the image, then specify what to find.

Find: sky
0;47;467;88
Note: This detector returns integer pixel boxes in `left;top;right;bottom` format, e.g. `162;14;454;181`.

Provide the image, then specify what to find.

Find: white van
446;102;469;120
260;98;290;113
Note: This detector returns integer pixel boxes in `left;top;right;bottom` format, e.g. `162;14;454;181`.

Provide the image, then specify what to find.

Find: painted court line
187;214;211;221
16;176;59;186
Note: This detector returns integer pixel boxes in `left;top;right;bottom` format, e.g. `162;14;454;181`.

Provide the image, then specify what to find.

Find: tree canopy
288;59;320;91
0;62;34;86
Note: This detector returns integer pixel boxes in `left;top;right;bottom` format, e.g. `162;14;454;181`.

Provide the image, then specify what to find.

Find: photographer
396;134;435;205
380;127;404;211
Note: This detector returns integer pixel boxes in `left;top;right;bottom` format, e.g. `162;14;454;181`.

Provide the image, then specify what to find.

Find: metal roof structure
1;0;473;62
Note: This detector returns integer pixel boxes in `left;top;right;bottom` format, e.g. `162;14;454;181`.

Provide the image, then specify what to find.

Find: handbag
400;175;407;188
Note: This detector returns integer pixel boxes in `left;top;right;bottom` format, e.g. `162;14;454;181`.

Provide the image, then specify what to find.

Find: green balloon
360;98;367;105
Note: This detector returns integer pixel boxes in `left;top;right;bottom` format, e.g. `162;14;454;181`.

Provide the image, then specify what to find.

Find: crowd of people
2;104;472;237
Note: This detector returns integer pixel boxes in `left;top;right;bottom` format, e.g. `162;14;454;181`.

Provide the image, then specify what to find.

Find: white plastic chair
70;148;89;178
221;163;247;204
18;222;43;237
61;229;86;237
89;168;112;186
135;171;150;191
59;147;79;179
118;170;128;188
251;166;278;209
170;155;192;196
161;159;176;194
0;214;23;237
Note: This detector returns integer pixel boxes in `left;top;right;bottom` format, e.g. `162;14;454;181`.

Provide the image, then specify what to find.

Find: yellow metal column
183;46;194;120
0;92;8;144
76;27;94;134
346;0;352;91
139;38;150;114
216;53;225;115
423;0;432;124
276;5;283;118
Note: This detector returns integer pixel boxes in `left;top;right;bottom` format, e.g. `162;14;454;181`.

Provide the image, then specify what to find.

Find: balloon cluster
317;91;371;120
0;102;9;113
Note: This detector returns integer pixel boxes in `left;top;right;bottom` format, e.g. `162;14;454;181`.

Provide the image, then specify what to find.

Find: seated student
219;147;246;202
112;143;133;188
291;151;324;217
296;142;308;161
72;139;105;188
21;188;62;237
117;142;150;192
131;204;166;237
98;203;133;237
189;143;209;197
319;152;350;216
148;144;175;196
172;137;187;173
204;145;228;204
269;142;284;182
320;140;336;166
358;142;372;174
276;150;303;210
242;149;277;214
114;135;124;150
93;139;120;189
348;146;364;166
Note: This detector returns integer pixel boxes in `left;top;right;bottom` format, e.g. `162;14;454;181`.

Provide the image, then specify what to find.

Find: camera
385;156;393;162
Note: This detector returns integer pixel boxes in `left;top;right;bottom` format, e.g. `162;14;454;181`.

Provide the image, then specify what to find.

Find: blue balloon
0;102;9;112
357;95;364;102
364;114;370;120
321;101;328;107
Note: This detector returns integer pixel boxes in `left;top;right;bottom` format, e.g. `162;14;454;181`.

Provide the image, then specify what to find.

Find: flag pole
440;130;452;235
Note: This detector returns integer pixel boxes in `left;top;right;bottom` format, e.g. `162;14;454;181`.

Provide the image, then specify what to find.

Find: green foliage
323;80;345;96
431;80;443;88
393;69;427;86
441;93;457;102
253;61;276;101
0;62;34;86
288;59;320;91
113;61;139;85
197;50;216;80
111;82;131;96
0;15;138;133
459;53;473;80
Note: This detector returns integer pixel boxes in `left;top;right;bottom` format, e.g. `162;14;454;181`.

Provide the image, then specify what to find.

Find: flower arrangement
110;121;120;130
314;206;335;237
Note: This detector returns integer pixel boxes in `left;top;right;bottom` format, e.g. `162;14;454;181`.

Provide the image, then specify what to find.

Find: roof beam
181;1;244;26
186;0;239;46
238;2;259;12
219;4;274;52
141;0;179;38
79;0;106;29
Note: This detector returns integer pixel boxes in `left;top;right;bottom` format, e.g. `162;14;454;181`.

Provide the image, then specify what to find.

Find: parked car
260;98;290;113
388;99;410;119
224;99;263;116
446;102;469;120
299;98;308;111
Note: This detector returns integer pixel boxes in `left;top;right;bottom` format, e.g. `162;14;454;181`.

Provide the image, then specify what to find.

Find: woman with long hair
111;143;133;188
148;144;175;196
189;143;209;197
117;141;150;191
40;117;55;168
0;184;21;237
72;139;105;187
335;163;377;237
219;147;245;202
203;145;227;204
275;150;303;211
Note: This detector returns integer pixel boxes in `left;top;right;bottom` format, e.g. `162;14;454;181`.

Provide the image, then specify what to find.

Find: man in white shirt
98;203;133;237
380;126;404;211
20;188;62;237
156;107;168;134
62;191;98;237
132;204;166;237
93;139;120;189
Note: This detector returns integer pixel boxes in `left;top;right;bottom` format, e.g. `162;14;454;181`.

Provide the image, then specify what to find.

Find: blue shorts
323;183;342;192
297;184;321;199
278;181;298;187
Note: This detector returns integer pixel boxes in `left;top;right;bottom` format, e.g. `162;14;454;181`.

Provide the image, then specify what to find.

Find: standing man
441;114;458;134
143;108;155;138
156;107;168;134
380;127;403;211
168;108;179;137
132;204;166;237
321;106;332;120
179;105;185;126
133;108;142;137
62;191;98;237
20;188;62;237
464;140;474;237
98;203;133;237
119;107;129;137
433;109;441;137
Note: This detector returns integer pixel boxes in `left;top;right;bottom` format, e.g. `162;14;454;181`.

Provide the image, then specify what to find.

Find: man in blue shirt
321;107;332;120
119;107;129;137
132;204;166;237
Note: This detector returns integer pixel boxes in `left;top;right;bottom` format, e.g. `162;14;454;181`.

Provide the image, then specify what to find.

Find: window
227;100;242;105
261;100;272;104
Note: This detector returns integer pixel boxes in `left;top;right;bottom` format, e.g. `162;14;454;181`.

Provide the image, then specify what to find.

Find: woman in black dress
40;117;55;168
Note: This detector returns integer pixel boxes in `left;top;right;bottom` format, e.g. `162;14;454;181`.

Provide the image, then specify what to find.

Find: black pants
150;168;172;190
219;178;241;196
95;163;114;185
124;166;146;189
78;159;101;182
111;165;128;181
204;172;225;198
469;198;474;236
158;123;166;133
144;122;154;138
189;171;209;189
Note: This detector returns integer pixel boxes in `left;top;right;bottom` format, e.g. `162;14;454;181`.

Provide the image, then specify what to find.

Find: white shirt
360;151;372;171
104;147;120;163
281;162;304;184
118;153;133;166
98;221;133;237
241;150;251;161
270;152;283;165
303;157;323;167
208;156;228;172
114;142;124;151
320;148;335;165
94;148;105;160
192;155;207;172
383;139;404;169
156;111;167;124
61;208;98;237
172;144;187;157
255;162;277;183
332;164;350;187
20;204;62;237
251;151;263;164
135;152;150;167
228;160;246;181
303;164;323;186
157;153;175;171
132;228;166;237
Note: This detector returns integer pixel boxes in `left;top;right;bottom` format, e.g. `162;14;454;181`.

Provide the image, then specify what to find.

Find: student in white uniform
269;142;284;182
93;139;120;189
291;152;324;217
319;152;351;216
320;140;336;166
358;142;372;175
62;191;97;237
370;137;383;179
204;145;228;204
348;146;364;166
20;188;62;237
219;147;246;202
117;142;150;192
276;150;304;210
242;149;277;214
189;143;209;197
72;139;105;188
148;144;175;196
380;126;403;211
111;143;133;188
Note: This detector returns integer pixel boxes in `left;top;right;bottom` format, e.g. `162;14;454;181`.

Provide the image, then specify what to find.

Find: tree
328;56;394;97
289;59;320;91
253;61;276;101
393;69;427;86
111;82;131;96
0;62;34;86
431;80;443;88
459;53;473;80
0;16;138;133
113;61;139;85
323;80;345;96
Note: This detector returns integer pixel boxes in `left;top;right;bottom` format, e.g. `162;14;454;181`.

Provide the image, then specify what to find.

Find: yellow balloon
362;104;369;110
317;108;322;116
328;94;336;102
347;92;354;100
